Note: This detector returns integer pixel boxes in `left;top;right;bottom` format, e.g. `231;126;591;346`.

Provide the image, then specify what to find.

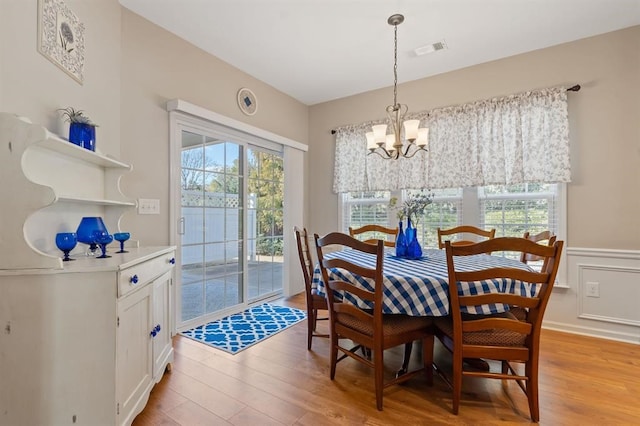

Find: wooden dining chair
314;232;434;411
294;226;329;350
349;224;398;248
437;225;496;249
434;237;563;422
521;230;557;265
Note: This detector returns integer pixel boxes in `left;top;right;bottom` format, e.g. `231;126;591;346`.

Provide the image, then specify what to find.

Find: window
339;191;391;233
341;184;564;251
480;183;559;237
413;188;463;249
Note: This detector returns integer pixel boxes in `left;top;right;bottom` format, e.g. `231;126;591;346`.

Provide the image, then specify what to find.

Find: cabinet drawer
118;253;175;297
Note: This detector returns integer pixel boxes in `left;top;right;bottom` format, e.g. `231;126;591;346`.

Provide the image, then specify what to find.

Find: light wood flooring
133;293;640;425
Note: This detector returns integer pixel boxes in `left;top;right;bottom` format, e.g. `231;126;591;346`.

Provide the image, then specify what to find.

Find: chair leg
374;346;384;411
422;336;434;385
360;346;372;360
396;341;413;378
452;351;463;415
307;309;315;350
329;333;338;380
526;360;540;422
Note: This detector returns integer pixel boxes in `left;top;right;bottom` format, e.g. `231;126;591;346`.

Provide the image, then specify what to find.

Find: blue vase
69;122;96;151
406;218;423;259
76;217;108;255
395;221;407;257
405;218;414;243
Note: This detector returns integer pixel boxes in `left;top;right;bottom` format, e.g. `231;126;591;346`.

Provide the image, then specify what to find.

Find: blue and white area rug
180;303;307;354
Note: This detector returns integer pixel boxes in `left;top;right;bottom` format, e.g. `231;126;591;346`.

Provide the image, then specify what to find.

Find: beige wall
0;0;122;156
118;9;309;246
309;26;640;251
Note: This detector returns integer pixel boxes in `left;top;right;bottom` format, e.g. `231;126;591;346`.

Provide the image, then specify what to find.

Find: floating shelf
56;196;137;207
39;130;131;169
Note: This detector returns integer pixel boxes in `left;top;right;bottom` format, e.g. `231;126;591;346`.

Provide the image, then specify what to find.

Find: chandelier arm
368;146;399;160
402;144;428;159
368;150;390;159
402;143;414;157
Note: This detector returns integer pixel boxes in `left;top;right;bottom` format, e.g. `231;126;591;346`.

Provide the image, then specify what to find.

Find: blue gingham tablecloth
312;248;536;317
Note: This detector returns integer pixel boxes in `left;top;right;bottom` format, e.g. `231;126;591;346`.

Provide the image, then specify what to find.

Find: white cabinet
151;269;174;380
117;283;153;426
116;263;175;426
0;248;176;425
0;113;175;425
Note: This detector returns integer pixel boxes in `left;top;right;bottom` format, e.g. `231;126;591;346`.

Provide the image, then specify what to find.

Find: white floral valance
333;87;571;193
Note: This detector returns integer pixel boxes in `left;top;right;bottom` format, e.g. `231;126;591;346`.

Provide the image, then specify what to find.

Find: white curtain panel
333;87;570;193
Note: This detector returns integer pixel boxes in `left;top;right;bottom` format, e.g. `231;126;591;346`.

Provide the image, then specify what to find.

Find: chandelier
367;14;429;160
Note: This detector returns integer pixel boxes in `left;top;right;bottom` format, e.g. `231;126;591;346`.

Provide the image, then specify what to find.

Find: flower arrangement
389;190;433;224
58;107;97;126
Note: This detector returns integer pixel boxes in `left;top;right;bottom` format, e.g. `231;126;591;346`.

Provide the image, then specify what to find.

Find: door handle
179;217;185;235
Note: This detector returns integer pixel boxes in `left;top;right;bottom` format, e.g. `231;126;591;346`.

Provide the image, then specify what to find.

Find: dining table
312;248;536;317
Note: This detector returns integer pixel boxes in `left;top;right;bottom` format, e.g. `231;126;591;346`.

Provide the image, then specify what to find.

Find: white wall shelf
38;128;131;169
0;112;135;269
57;196;137;207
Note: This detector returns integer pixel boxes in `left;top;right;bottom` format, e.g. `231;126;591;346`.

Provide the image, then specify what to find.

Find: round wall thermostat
237;88;258;116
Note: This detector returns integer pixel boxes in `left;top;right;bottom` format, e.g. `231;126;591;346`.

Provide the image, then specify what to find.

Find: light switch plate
138;198;160;215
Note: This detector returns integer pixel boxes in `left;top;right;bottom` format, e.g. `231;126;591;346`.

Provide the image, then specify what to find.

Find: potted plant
58;107;98;151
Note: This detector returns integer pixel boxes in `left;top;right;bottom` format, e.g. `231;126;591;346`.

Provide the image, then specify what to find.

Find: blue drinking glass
93;230;113;259
55;232;77;261
113;232;130;253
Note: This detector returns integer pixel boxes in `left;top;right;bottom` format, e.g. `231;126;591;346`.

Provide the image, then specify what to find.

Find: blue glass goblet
55;232;77;262
93;231;113;259
113;232;130;253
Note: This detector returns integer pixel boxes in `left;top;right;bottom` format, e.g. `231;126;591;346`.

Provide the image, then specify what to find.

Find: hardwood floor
133;293;640;425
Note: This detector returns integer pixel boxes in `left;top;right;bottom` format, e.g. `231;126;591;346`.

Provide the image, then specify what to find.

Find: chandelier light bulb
417;127;429;147
403;119;420;142
366;132;376;151
372;124;388;145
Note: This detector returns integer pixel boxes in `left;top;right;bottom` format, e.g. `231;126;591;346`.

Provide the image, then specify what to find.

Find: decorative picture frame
37;0;85;84
237;88;258;116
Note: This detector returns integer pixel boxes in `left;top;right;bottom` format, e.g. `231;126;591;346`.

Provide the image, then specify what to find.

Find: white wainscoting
544;247;640;345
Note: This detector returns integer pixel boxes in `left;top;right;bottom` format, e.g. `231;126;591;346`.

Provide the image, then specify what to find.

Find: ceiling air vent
414;40;448;56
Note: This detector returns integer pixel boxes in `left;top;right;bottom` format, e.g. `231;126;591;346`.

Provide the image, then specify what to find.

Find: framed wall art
37;0;85;84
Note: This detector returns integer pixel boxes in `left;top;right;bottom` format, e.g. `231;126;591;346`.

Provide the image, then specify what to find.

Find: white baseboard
543;321;640;345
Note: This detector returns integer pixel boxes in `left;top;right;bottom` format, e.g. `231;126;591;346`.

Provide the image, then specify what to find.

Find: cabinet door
152;269;174;380
117;285;153;426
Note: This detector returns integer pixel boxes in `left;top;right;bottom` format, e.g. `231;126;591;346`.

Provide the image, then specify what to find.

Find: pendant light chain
393;22;398;110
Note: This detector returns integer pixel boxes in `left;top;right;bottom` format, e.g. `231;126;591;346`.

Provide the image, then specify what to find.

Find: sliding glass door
247;148;284;302
172;120;286;330
180;132;244;324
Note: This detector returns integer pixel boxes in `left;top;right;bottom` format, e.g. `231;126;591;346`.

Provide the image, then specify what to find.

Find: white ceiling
119;0;640;106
